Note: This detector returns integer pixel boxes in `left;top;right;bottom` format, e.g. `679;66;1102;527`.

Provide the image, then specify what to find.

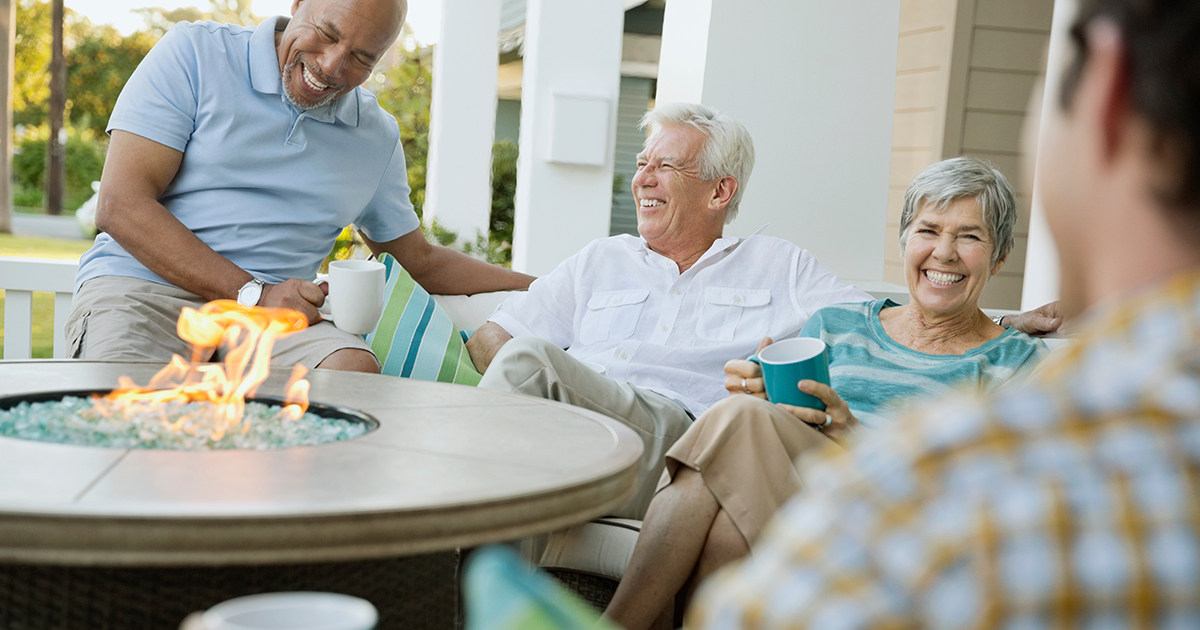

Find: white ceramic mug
200;592;377;630
319;260;386;335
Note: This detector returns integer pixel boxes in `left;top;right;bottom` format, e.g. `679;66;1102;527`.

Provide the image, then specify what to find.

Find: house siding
610;76;655;237
884;0;1052;309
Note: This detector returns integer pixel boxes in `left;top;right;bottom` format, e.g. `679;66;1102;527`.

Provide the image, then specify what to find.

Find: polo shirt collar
249;15;285;95
248;15;361;127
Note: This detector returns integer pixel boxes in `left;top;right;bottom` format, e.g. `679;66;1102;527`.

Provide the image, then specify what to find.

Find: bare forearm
411;245;534;295
368;229;535;295
97;196;251;300
464;322;513;373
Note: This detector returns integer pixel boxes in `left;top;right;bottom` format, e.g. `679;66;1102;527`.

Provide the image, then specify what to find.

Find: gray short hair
638;103;755;223
899;157;1017;267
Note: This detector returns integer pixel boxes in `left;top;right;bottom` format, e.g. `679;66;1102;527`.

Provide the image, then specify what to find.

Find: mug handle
314;276;334;320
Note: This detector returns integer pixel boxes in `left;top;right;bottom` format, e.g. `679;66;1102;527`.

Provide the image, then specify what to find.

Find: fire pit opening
0;390;379;450
0;300;383;451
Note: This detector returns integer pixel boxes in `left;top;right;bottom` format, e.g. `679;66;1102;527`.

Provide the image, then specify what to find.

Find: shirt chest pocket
697;287;772;342
579;289;650;345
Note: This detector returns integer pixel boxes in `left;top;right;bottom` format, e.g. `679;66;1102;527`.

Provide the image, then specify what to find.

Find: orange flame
104;300;310;440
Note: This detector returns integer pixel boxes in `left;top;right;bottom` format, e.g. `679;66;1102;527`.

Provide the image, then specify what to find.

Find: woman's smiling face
903;196;1004;318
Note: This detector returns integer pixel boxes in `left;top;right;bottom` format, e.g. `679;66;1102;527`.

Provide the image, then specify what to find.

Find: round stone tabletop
0;361;643;566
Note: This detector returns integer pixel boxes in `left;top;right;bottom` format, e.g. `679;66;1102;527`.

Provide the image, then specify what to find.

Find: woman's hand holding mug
724;338;774;398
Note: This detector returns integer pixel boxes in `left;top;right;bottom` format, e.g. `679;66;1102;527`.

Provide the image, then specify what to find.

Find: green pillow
367;254;483;386
464;545;620;630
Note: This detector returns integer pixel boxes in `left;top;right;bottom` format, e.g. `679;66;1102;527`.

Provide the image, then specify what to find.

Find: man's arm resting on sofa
465;322;513;373
365;229;534;296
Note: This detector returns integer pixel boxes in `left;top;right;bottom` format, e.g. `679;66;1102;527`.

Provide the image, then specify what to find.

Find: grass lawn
1;233;92;358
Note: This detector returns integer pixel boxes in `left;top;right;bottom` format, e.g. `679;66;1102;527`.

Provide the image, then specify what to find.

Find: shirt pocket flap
703;287;771;308
587;289;651;310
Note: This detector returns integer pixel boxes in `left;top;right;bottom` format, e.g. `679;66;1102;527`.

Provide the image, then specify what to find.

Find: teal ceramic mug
748;337;830;410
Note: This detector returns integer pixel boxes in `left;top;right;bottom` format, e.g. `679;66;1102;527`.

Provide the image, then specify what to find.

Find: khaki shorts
66;276;377;370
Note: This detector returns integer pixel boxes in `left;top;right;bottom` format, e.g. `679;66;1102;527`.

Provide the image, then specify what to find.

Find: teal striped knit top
797;300;1047;429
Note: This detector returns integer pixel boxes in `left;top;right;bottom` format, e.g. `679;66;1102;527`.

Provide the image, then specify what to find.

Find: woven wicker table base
0;551;459;630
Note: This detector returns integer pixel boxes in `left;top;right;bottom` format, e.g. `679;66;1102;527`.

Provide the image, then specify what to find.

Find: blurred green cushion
464;545;619;630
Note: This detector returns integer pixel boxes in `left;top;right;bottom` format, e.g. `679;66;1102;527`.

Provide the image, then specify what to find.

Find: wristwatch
992;314;1008;328
237;278;265;307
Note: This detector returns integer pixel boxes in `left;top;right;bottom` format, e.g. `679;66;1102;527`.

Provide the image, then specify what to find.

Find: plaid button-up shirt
689;270;1200;630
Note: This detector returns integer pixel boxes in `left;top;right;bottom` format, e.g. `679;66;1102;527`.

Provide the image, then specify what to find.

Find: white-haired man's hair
638;103;755;224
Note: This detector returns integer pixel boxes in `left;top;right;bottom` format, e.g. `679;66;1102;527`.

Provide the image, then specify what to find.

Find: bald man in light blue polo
68;0;532;371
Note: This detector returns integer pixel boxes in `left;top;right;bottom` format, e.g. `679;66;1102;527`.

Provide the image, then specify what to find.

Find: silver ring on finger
819;414;832;429
742;377;752;395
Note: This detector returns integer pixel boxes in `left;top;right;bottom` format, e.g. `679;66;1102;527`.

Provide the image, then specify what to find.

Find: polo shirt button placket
286;113;308;147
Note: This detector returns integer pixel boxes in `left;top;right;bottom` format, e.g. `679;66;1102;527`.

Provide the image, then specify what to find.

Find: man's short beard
281;58;338;111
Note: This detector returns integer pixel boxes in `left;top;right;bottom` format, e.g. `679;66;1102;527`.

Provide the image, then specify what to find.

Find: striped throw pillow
367;254;482;385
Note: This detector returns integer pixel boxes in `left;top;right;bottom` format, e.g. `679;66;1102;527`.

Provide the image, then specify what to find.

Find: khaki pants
66;276;376;370
478;336;694;520
660;394;838;545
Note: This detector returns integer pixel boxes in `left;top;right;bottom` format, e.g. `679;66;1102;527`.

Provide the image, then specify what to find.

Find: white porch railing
0;257;78;360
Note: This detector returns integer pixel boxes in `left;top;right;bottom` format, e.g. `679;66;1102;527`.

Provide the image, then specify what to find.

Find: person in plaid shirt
687;0;1200;627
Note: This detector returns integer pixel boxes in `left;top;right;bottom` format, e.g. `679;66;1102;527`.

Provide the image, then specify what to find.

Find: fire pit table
0;361;643;629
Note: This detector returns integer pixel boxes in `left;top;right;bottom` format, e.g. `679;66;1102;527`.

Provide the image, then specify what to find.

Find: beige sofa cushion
538;517;642;581
431;291;519;332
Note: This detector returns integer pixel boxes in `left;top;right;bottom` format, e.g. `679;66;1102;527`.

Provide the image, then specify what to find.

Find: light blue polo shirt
77;16;420;291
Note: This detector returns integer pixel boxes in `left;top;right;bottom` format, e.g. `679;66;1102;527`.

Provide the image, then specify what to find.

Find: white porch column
510;0;624;275
656;0;901;284
1021;0;1077;311
423;0;502;241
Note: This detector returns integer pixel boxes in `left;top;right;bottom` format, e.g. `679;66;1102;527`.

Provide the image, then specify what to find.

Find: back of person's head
1060;0;1200;215
899;157;1018;267
638;103;755;223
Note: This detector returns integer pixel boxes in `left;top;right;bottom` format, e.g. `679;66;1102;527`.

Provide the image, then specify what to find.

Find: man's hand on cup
258;278;327;325
724;337;774;398
778;379;859;445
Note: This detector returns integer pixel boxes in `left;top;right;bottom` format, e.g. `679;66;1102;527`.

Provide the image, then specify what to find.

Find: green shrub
488;140;517;260
12;126;107;211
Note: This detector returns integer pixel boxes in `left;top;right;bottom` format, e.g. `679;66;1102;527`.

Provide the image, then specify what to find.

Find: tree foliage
13;127;106;210
16;0;158;135
371;38;433;221
66;29;157;136
369;39;520;267
133;0;260;37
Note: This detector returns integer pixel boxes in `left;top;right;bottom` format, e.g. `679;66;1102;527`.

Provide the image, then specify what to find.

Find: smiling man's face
276;0;404;110
632;124;726;250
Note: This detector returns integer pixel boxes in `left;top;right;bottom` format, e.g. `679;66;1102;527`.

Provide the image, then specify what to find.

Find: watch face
238;281;263;306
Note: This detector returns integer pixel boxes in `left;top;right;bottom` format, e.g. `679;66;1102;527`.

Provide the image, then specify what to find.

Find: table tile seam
71;450;131;503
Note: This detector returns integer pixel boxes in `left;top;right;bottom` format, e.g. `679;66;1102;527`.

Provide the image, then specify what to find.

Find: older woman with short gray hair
901;155;1018;268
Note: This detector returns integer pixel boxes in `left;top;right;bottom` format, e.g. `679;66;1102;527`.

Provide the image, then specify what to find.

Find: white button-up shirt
488;234;870;415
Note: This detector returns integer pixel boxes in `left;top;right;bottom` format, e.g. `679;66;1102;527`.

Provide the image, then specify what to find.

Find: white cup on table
317;259;386;335
197;591;377;630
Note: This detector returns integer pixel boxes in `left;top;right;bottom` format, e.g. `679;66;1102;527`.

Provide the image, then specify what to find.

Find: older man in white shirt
467;103;1056;519
466;103;869;518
